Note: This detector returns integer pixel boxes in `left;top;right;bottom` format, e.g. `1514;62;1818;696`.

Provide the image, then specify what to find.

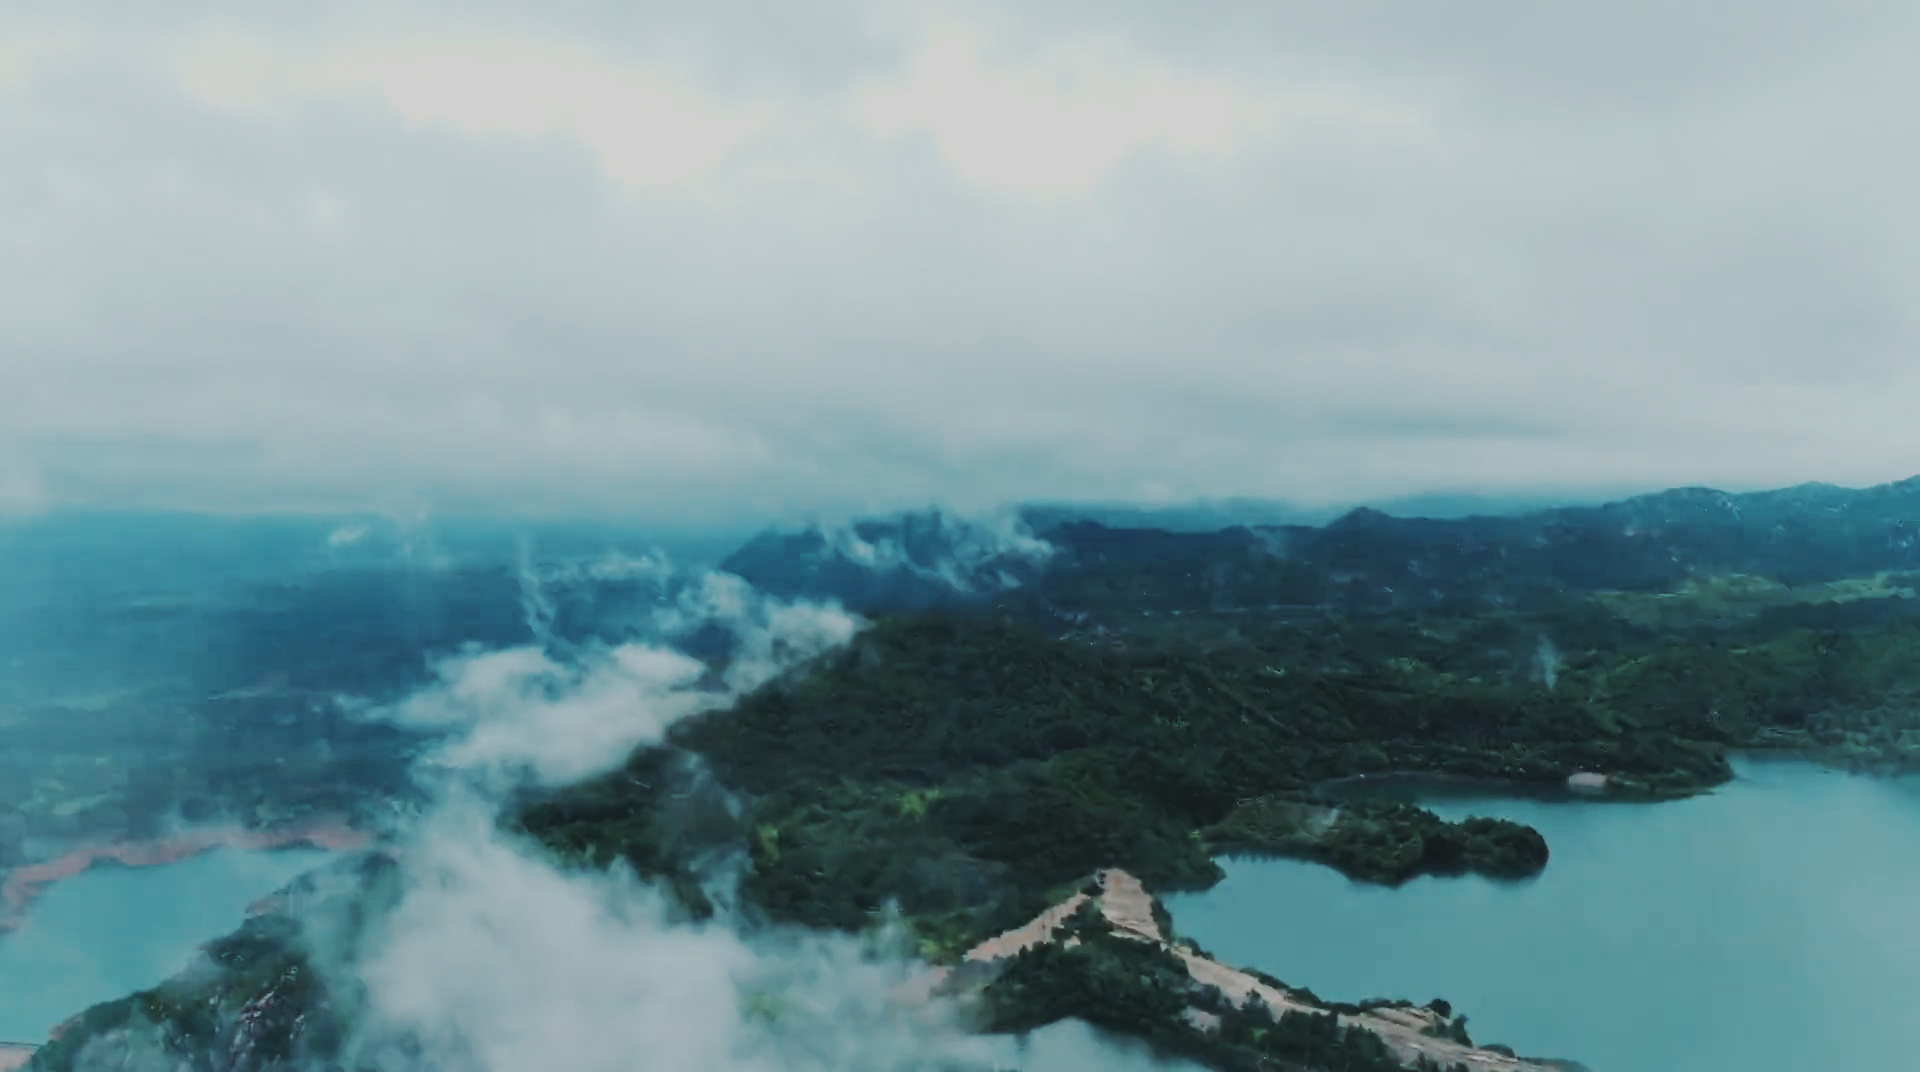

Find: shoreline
1317;768;1672;804
0;819;369;935
917;869;1569;1072
0;1042;35;1071
1313;752;1879;808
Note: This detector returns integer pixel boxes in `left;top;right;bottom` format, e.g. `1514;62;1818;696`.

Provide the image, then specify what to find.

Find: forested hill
29;477;1920;1072
519;477;1920;1072
722;477;1920;617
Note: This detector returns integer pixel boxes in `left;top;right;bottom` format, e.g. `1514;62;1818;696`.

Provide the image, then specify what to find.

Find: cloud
852;18;1386;195
4;2;1919;524
372;564;859;786
649;568;864;692
343;794;1196;1072
376;643;711;788
344;797;955;1072
0;29;76;91
0;460;50;519
314;558;1191;1072
738;508;1059;599
350;798;764;1072
168;28;778;190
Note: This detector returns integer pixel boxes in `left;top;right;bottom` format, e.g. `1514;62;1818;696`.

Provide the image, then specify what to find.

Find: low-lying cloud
343;794;1196;1072
654;570;864;692
310;557;1189;1071
379;643;713;788
345;797;953;1072
375;564;860;787
815;509;1056;594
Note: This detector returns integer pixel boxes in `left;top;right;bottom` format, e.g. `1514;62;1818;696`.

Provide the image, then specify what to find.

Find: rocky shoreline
919;869;1577;1072
0;819;368;935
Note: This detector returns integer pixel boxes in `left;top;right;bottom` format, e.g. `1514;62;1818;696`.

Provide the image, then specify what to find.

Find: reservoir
1165;759;1920;1071
0;848;331;1043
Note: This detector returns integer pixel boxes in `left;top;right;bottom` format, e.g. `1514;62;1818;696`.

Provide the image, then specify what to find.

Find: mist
281;544;1178;1072
1;511;1192;1070
0;516;754;1021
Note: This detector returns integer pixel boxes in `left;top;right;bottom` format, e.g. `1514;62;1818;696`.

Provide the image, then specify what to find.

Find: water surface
1166;760;1920;1071
0;848;331;1042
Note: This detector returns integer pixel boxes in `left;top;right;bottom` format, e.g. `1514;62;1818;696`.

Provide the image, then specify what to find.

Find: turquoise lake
1165;759;1920;1071
0;848;332;1043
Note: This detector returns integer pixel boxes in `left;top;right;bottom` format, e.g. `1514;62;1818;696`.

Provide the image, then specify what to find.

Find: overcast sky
3;1;1917;525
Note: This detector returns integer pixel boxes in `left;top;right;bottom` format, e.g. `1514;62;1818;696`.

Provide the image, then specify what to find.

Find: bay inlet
1166;759;1920;1071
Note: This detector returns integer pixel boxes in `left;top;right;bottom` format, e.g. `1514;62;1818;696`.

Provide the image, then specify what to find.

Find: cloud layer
6;1;1918;523
377;566;860;786
346;795;1195;1072
320;558;1194;1072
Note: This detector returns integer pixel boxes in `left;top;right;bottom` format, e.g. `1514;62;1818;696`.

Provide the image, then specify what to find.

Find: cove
0;848;331;1043
1165;759;1920;1071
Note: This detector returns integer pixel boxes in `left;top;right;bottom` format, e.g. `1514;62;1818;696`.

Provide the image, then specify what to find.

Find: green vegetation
974;903;1189;1039
1199;999;1462;1072
1208;798;1548;884
35;480;1920;1072
974;905;1469;1072
525;559;1920;979
524;606;1726;952
25;855;398;1072
26;917;344;1072
1592;572;1920;630
85;556;1920;1072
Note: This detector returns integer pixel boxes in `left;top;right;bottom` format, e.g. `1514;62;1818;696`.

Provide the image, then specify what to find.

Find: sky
3;1;1918;526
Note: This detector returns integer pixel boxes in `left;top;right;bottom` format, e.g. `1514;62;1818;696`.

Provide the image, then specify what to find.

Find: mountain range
724;477;1920;618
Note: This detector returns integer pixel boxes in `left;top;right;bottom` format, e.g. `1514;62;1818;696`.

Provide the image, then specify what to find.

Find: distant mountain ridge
718;509;1056;612
1020;489;1628;532
720;476;1920;617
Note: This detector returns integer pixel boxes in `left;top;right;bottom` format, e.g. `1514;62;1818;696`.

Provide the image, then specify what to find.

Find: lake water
1165;760;1920;1072
0;848;332;1042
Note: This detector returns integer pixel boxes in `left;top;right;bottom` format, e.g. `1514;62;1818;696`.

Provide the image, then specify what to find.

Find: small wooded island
27;478;1920;1072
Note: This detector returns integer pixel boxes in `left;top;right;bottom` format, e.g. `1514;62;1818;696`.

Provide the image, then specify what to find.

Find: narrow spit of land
0;819;367;934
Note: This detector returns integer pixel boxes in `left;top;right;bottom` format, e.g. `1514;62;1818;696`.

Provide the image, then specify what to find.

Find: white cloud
0;27;81;92
160;13;1315;199
352;802;766;1072
347;794;1192;1072
0;459;50;518
2;2;1918;523
372;567;860;787
168;27;778;190
328;554;1183;1072
856;20;1314;194
652;570;862;692
380;643;711;787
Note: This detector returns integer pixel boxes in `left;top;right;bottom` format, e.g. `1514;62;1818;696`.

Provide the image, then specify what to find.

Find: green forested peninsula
31;480;1920;1072
520;483;1920;1068
523;586;1920;957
